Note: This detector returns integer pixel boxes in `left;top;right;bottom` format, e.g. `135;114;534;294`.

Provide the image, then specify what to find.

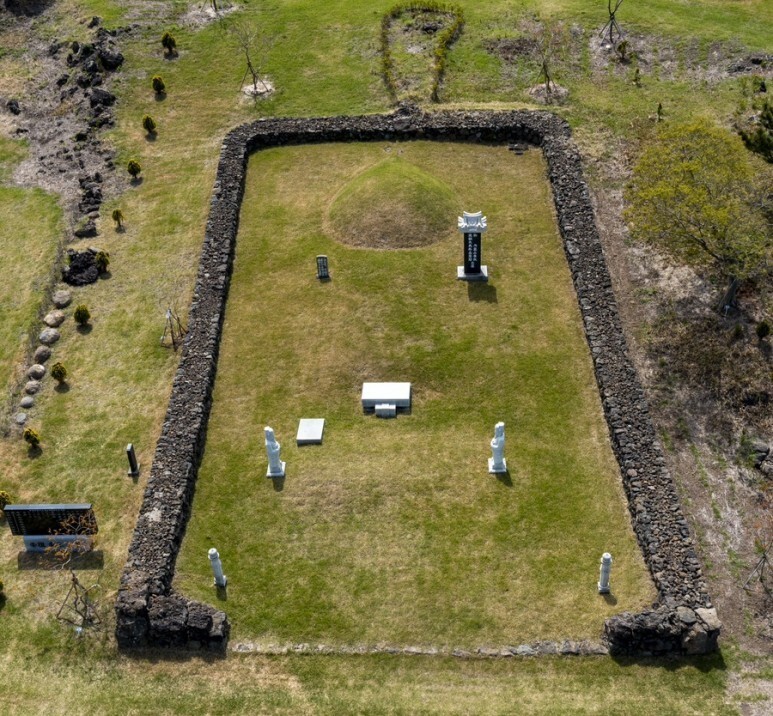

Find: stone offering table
361;382;411;416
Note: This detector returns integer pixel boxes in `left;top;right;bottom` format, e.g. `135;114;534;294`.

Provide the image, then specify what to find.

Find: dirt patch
181;3;239;29
583;132;773;658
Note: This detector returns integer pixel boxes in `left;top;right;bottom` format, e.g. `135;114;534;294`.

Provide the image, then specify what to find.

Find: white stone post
209;547;227;588
598;552;612;594
488;421;507;473
265;426;286;478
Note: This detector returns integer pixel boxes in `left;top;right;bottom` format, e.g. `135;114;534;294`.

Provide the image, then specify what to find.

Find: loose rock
28;364;46;380
25;380;42;395
43;310;65;327
15;413;27;425
39;328;61;345
33;345;52;363
52;290;72;308
20;396;34;409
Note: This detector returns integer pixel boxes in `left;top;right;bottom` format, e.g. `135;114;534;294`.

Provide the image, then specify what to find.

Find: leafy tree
625;120;771;285
127;159;142;179
151;75;166;95
0;490;11;511
111;208;124;228
740;99;773;163
94;251;110;273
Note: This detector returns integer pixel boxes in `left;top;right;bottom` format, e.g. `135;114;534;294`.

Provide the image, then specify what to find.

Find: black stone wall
115;109;719;655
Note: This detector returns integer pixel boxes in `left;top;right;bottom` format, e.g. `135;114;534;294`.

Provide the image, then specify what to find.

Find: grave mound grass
327;156;458;249
176;141;654;647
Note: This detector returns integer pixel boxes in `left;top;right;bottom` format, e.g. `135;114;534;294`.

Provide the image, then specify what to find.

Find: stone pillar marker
457;210;489;282
488;421;507;473
126;443;140;477
265;426;286;478
316;255;330;280
598;552;613;594
208;547;227;588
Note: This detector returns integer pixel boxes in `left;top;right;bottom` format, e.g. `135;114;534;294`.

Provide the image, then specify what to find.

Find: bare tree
229;19;272;98
531;19;568;101
600;0;625;46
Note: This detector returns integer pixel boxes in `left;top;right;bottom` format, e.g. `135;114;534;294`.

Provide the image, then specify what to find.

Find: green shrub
95;250;110;273
0;490;10;510
161;32;177;55
757;320;770;340
380;2;465;103
127;159;142;179
50;362;67;383
0;579;4;595
739;100;773;163
74;304;91;326
23;427;40;448
112;208;124;228
142;114;157;135
151;75;166;94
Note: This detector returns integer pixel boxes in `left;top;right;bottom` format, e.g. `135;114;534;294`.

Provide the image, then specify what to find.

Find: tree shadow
76;324;93;335
467;282;498;303
145;132;157;142
115;225;126;234
54;382;70;394
154;93;167;102
98;270;112;281
27;445;42;459
17;550;104;570
130;177;144;187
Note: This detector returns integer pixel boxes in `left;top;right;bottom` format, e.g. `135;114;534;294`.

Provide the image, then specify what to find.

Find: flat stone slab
362;382;411;411
297;418;325;445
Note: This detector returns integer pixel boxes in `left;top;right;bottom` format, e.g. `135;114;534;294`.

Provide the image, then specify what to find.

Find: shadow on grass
130;177;144;187
271;475;285;492
27;445;42;459
602;592;618;606
17;550;104;571
145;133;157;143
0;593;6;611
98;270;112;281
215;584;228;602
467;282;497;303
154;92;167;102
495;470;513;487
54;381;70;394
120;645;228;663
76;324;93;335
611;650;728;673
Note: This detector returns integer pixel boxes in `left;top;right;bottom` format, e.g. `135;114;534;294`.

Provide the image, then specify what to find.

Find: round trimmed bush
74;304;91;326
23;427;40;448
152;75;166;94
757;320;770;340
162;32;177;55
51;362;67;383
127;159;142;179
142;115;157;135
0;490;10;510
112;208;124;228
95;250;110;273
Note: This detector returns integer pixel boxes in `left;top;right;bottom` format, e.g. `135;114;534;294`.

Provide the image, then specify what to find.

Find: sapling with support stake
600;0;625;46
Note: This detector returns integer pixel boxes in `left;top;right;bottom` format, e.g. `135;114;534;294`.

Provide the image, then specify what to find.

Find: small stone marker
316;255;330;280
265;426;286;477
375;403;396;418
208;547;227;588
297;418;325;445
488;421;507;473
598;552;613;594
126;443;140;477
457;211;489;282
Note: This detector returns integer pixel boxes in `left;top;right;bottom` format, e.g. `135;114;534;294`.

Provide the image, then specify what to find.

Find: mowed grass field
175;141;655;645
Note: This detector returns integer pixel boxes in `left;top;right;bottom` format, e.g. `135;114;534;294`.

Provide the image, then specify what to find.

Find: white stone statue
488;421;507;473
208;547;227;588
264;426;286;477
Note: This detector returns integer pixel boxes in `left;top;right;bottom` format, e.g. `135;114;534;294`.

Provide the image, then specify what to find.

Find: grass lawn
2;0;763;708
0;137;62;412
175;140;655;646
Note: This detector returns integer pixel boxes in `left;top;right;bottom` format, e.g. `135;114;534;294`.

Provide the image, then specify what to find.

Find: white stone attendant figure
264;426;286;477
488;421;507;474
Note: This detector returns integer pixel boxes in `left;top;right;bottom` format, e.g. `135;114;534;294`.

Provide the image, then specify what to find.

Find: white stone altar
297;418;325;445
361;382;411;416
